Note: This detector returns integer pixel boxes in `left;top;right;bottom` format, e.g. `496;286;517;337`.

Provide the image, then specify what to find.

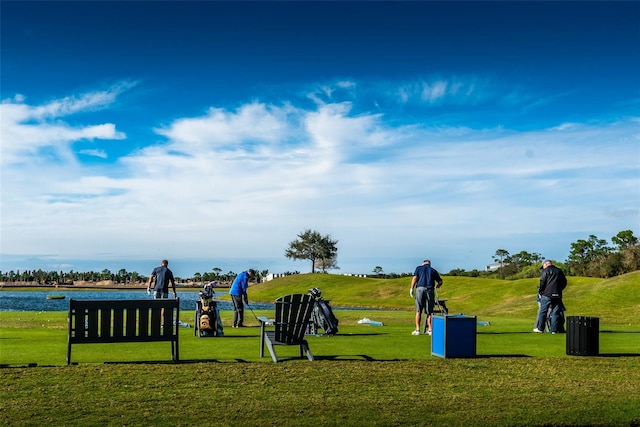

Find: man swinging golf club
410;259;443;335
229;269;255;328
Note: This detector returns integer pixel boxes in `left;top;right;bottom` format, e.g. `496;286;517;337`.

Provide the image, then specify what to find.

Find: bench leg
171;337;179;362
260;322;266;358
301;341;314;362
265;339;279;363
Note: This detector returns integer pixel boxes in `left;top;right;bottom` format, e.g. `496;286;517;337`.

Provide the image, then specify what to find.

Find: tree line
0;228;339;285
449;229;639;279
0;267;275;286
1;229;637;284
283;228;640;280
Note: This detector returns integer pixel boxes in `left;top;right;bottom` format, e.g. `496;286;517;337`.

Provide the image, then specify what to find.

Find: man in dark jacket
534;260;567;333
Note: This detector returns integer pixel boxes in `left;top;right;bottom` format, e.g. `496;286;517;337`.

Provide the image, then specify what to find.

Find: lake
0;290;274;312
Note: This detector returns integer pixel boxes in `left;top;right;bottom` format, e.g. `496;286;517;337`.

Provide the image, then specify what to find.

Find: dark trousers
231;295;245;327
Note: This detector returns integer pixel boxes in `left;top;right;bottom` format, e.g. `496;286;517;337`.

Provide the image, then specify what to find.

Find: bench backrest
274;294;315;345
68;299;179;344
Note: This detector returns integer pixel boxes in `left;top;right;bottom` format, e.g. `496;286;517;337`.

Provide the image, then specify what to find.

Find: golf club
422;287;447;334
434;288;445;313
246;302;260;322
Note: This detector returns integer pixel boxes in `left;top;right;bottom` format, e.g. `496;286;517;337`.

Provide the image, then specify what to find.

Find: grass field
1;272;639;426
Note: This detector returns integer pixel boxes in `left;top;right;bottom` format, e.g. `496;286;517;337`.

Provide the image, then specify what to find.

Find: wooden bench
67;298;180;364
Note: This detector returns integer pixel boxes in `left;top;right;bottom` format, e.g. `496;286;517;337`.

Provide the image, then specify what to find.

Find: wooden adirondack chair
258;293;315;363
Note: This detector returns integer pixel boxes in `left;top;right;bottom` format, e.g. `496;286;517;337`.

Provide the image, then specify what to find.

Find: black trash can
566;316;599;356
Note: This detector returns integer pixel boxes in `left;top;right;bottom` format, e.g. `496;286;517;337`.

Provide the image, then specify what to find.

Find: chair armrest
257;316;274;325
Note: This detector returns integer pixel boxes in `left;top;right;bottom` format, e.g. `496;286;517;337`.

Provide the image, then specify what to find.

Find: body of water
0;290;274;312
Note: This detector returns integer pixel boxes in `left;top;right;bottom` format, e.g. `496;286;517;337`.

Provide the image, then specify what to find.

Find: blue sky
1;1;639;278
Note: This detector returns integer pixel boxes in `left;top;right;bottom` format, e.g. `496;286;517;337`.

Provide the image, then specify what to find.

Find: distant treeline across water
0;281;230;288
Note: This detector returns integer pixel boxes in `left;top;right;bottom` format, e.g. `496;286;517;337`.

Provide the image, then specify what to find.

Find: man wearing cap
534;260;567;334
410;259;443;336
229;269;255;328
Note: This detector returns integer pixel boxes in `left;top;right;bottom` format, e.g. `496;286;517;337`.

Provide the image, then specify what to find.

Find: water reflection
0;290;274;312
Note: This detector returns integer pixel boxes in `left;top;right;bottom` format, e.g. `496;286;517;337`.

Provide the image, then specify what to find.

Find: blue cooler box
431;314;477;358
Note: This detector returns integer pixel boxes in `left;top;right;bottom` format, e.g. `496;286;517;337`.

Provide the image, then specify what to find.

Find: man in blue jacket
229;269;255;327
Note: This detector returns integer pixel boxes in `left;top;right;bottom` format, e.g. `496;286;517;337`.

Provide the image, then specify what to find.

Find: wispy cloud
0;83;132;166
1;80;638;272
79;149;108;159
392;76;492;106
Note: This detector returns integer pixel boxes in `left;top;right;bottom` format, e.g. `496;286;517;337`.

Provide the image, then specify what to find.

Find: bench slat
126;307;137;337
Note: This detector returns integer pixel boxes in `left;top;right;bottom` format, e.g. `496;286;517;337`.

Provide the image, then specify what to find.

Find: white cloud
156;102;290;150
0;85;128;166
391;76;491;106
422;80;448;103
79;149;108;159
1;81;638;274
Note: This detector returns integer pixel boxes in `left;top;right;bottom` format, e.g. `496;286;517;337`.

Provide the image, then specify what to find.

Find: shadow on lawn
322;333;387;337
158;355;406;363
216;333;387;338
95;352;640;364
477;330;640;335
478;331;545;335
594;353;640;357
102;358;253;364
474;354;532;358
312;355;408;361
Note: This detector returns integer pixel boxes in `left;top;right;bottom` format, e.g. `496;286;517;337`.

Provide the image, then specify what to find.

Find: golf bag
308;287;339;336
195;282;224;337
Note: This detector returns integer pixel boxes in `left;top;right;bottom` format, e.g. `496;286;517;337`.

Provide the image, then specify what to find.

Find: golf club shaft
246;302;259;321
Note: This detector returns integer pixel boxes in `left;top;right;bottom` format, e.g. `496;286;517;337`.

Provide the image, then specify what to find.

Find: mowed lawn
1;272;639;426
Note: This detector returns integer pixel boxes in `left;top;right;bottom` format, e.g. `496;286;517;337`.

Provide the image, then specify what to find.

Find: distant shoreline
0;281;231;290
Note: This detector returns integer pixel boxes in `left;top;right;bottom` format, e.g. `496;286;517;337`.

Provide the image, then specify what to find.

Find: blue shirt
413;264;442;289
229;271;250;297
151;266;174;293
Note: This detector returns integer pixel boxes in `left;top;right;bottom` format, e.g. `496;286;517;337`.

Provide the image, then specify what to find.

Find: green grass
1;272;640;426
242;271;640;325
2;358;639;427
1;310;638;365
